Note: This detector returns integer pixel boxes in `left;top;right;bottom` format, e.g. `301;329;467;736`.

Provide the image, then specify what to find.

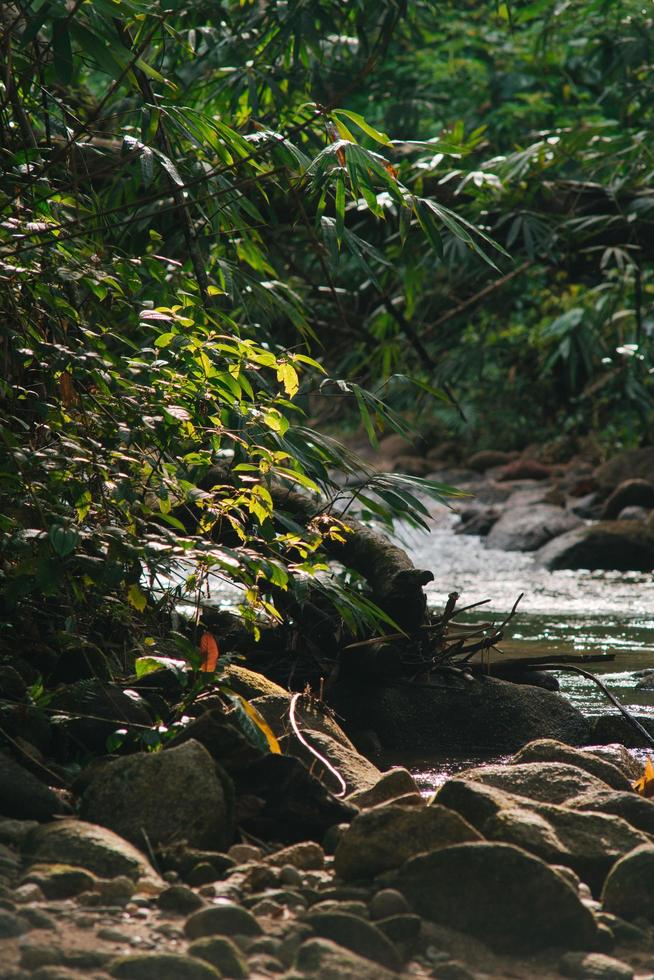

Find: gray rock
535;521;654;571
569;788;654;835
295;937;397;980
0;753;71;822
369;888;410;920
375;912;421;948
21;862;98;899
309;899;368;917
601;479;654;519
17;907;56;930
331;674;590;754
19;942;63;969
510;740;633;791
590;713;654;749
345;767;420;808
596;448;654;491
184;902;263;939
24;820;162;891
559;951;634;979
618;506;651;521
302;911;400;970
487;504;581;552
386;841;597;953
484;804;650;892
80;740;233;850
109;953;221;980
602;844;654;921
334;804;482;881
458;761;613;804
187;936;249;978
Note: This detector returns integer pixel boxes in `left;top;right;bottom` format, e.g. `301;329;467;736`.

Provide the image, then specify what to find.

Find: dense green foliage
1;0;653;670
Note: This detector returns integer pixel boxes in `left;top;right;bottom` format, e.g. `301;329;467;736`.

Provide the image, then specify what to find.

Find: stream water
392;506;654;792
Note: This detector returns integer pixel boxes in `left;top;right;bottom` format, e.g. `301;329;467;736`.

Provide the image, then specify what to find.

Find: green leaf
333;109;393;147
52;21;73;84
49;525;79;558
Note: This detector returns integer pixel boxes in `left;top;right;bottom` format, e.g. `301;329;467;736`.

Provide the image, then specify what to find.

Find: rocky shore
4;659;654;980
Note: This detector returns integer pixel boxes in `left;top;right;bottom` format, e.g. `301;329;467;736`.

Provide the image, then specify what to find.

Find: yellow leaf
633;757;654;797
234;694;281;754
276;361;299;397
127;583;147;612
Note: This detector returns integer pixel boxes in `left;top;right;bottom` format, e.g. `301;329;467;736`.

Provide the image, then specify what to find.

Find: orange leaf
384;161;398;180
199;632;220;672
336;146;346;168
633;756;654;797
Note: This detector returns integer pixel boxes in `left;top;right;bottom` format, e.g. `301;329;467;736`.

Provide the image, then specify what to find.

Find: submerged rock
386;841;597;953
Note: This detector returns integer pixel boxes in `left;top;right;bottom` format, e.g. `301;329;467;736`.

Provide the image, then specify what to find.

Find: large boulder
334;804;482;881
454;761;613;805
590;714;654;749
486;504;580;552
331;675;591;753
602;844;654;921
484;804;650;893
595;448;654;493
385;842;597;953
535;521;654;571
509;740;633;792
23;819;163;890
80;740;233;850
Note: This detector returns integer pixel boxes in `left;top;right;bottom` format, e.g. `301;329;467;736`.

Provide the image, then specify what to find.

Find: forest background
1;0;653;726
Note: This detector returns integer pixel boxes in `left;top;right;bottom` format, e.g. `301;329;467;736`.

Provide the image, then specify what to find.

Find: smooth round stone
279;865;302;886
109;952;221;980
187;935;249;979
185;903;263;939
0;908;28;937
157;884;204;914
369;888;409;920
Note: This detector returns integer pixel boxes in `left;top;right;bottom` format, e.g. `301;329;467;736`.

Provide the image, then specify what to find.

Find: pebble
17;906;57;930
432;962;476;980
186;862;219;887
303;909;401;972
108;951;222;979
369;888;409;920
266;842;324;870
278;864;302;886
184;903;263;939
187;935;249;978
19;942;63;969
559;951;635;979
247;951;285;974
98;876;135;906
31;969;85;980
250;898;284;916
98;926;132;942
13;882;45;903
309;899;369;918
228;844;262;863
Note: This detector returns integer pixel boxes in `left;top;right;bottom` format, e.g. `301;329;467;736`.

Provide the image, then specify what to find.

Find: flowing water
392;506;654;792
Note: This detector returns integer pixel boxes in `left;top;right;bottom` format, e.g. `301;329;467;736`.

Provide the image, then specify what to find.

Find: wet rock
484;804;650;892
559;951;634;979
569;788;654;835
455;508;500;536
510;739;633;791
602;844;654;921
386;841;597;953
345;768;421;808
334;803;481;881
295;936;397;980
157;884;204;914
187;936;249;978
535;521;654;571
24;819;162;890
109;952;221;980
590;714;654;749
233;754;357;843
636;672;654;690
331;674;590;753
280;728;381;796
21;862;98;898
265;841;325;870
369;888;410;920
618;505;651;521
185;902;263;939
302;910;401;971
486;504;580;552
0;753;71;821
80;739;233;850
